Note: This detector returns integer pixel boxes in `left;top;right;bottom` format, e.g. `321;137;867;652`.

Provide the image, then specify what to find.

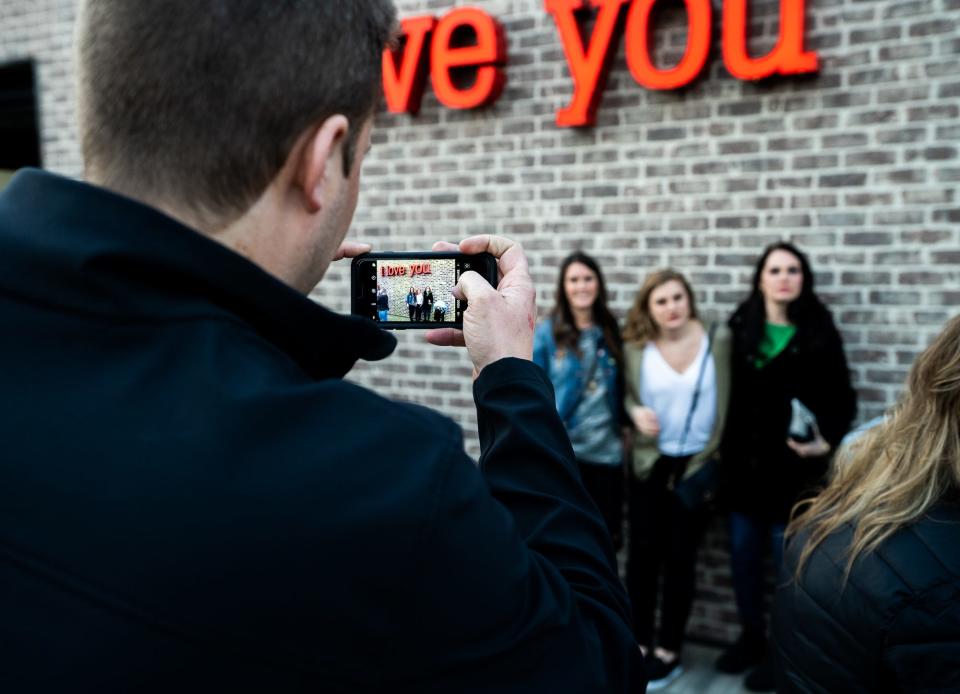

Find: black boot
715;629;765;674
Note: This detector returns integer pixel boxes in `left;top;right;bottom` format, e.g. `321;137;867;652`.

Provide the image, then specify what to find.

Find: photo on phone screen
352;253;496;329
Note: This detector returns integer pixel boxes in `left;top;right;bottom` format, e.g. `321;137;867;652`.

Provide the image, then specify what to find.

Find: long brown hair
731;241;832;365
622;269;699;346
549;251;622;365
788;314;960;581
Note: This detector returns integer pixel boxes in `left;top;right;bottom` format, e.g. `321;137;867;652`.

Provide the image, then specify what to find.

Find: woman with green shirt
716;242;856;692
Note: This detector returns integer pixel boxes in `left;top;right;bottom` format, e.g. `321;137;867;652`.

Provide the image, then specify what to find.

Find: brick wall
3;0;958;646
0;0;80;174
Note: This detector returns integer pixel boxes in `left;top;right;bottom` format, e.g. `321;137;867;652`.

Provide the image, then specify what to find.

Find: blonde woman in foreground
773;314;960;693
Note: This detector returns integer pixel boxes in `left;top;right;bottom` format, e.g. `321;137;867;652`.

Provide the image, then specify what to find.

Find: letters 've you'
545;0;819;127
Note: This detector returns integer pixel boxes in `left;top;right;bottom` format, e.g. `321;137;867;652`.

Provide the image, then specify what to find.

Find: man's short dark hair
78;0;396;226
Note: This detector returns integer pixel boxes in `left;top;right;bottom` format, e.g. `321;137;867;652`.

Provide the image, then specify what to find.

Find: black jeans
626;455;708;653
577;460;624;551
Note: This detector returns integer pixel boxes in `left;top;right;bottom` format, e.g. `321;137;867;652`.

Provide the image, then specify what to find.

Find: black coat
721;304;856;522
774;499;960;692
0;170;640;693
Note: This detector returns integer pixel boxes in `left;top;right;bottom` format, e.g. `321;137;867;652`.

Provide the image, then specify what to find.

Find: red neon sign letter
387;1;820;124
431;8;507;110
382;16;437;114
723;0;818;80
625;0;711;90
544;0;630;128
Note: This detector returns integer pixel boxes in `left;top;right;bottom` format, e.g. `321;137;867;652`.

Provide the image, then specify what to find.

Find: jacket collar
0;169;395;380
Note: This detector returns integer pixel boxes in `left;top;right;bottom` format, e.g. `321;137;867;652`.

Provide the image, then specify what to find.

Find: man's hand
630;406;661;438
426;235;536;377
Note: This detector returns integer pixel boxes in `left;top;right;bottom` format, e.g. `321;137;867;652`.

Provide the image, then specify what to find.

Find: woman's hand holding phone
786;430;831;458
426;235;536;377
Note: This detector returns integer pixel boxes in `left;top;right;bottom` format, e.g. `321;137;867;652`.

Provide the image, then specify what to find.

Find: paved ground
649;642;757;694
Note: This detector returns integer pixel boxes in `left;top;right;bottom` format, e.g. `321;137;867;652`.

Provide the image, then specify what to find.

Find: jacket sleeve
703;324;733;461
808;323;857;450
882;581;960;693
393;358;638;693
623;344;641;417
622;345;653;445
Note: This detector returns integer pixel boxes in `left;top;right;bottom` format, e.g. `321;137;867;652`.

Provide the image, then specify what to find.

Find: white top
640;335;717;457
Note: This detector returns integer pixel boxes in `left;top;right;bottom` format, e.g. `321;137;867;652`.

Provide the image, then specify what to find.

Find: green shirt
755;322;796;369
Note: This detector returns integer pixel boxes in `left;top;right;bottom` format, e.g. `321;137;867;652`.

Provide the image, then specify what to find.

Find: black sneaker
645;654;683;691
744;654;776;692
715;632;765;674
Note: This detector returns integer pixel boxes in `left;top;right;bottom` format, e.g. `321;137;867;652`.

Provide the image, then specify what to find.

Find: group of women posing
405;287;434;322
533;243;857;692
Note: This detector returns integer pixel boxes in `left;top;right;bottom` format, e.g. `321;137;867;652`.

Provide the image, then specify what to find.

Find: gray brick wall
0;0;81;175
3;0;958;646
334;0;959;436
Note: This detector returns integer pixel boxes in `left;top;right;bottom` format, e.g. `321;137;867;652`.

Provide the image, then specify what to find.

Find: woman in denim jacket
533;252;626;548
406;287;416;321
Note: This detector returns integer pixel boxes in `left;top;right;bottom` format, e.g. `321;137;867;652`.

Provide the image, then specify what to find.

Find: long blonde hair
788;314;960;580
622;269;698;346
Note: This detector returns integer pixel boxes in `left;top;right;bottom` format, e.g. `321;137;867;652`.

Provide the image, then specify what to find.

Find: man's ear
298;114;349;214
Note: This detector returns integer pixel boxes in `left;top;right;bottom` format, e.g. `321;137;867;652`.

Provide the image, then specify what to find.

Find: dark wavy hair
730;242;834;362
550;252;623;366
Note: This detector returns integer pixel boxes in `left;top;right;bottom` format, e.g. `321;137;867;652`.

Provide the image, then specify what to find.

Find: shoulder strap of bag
558;333;605;426
677;323;717;453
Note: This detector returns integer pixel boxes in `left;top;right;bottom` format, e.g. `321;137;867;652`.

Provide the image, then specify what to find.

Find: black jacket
0;170;639;693
721;305;856;522
774;499;960;692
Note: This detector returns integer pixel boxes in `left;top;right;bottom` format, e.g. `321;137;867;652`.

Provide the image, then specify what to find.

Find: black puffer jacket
721;305;856;522
774;499;960;693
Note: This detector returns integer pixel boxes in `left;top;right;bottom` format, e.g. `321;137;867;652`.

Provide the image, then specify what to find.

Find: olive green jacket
623;322;732;481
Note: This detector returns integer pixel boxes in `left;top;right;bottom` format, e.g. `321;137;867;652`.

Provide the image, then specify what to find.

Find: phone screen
357;256;475;326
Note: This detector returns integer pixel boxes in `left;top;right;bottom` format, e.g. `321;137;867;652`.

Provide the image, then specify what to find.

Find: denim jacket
533;319;621;428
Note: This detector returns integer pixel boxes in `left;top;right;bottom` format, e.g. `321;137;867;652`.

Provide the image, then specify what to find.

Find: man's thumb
456;270;493;302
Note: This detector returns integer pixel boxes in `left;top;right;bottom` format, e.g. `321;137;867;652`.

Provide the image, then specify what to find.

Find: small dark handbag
672;324;720;512
674;457;720;511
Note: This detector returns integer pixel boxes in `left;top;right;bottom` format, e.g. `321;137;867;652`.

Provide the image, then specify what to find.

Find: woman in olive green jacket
622;269;732;690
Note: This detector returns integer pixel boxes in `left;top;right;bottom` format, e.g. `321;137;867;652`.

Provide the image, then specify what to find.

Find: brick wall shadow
688;514;741;645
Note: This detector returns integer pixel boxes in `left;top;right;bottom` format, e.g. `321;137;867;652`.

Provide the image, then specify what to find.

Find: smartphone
351;252;498;329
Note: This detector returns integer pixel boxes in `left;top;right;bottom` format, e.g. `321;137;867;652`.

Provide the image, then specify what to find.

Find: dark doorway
0;60;41;189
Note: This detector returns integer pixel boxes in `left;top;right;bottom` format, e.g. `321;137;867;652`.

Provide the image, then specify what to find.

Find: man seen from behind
0;1;641;692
